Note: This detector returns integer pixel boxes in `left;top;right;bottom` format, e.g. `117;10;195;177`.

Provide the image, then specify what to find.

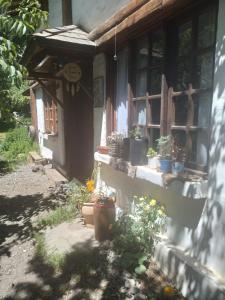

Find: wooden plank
62;0;72;26
128;83;135;131
167;87;174;134
96;0;162;46
187;84;194;126
160;74;168;136
36;78;64;109
88;0;149;41
147;124;160;128
146;93;152;127
96;0;194;46
171;125;199;131
133;94;161;101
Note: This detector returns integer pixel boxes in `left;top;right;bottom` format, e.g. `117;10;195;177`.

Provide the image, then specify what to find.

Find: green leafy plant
0;126;37;165
147;147;157;157
129;126;143;139
156;135;172;159
113;195;166;274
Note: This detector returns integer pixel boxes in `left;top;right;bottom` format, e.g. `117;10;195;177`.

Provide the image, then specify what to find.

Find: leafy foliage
0;0;48;123
0;125;37;164
0;0;48;85
112;195;166;274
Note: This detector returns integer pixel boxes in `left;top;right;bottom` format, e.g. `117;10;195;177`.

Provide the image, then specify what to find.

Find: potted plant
147;147;159;169
172;142;186;176
156;135;172;173
129;126;148;166
107;132;124;157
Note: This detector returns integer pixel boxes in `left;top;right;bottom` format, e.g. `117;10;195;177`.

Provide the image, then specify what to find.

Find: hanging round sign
63;63;82;82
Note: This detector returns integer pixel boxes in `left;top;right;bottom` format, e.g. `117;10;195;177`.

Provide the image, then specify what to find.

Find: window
43;83;58;134
130;3;217;172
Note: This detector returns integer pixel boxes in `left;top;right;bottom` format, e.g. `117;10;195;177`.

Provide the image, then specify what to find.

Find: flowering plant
113;195;166;274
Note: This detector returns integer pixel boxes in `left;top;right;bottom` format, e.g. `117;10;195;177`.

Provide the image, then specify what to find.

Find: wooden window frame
128;1;218;173
43;82;58;135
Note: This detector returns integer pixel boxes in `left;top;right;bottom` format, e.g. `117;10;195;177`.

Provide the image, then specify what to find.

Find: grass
0;126;38;169
37;204;77;228
34;233;65;271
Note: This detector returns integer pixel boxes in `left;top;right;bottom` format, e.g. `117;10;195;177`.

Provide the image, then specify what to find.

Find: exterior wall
34;85;65;168
48;0;63;27
93;54;107;150
94;0;225;283
71;0;130;32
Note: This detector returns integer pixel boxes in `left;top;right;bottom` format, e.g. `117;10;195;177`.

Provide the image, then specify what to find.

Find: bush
0;126;37;163
112;195;166;274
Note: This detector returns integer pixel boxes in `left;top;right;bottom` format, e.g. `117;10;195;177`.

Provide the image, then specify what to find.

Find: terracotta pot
81;202;94;227
97;146;109;155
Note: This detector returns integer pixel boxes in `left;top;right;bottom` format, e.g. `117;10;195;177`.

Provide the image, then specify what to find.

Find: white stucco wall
71;0;130;32
93;54;107;150
48;0;63;27
94;0;225;282
35;87;53;159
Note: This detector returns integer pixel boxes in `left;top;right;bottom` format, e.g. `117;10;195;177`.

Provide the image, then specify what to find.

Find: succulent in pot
147;147;159;169
156;135;172;173
129;126;148;166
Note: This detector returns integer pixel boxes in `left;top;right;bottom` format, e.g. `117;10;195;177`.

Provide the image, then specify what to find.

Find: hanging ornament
62;63;82;96
114;25;118;61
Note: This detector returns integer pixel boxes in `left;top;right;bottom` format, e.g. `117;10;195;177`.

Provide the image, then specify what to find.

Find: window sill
94;152;208;200
43;132;58;139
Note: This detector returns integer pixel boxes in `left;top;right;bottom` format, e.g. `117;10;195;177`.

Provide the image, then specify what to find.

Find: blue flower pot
160;159;171;173
172;162;184;175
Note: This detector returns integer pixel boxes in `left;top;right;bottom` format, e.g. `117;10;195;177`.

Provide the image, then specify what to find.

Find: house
22;0;225;299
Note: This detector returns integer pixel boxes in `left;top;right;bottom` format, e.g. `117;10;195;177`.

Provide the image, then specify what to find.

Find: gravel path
0;164;57;299
0;164;184;300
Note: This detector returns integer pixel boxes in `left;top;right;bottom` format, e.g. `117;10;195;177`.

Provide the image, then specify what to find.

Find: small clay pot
81;202;94;227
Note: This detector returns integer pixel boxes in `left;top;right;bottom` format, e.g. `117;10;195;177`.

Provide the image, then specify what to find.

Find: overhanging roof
34;25;96;47
22;25;96;67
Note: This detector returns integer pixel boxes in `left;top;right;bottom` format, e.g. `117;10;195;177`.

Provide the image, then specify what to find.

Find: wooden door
63;61;93;182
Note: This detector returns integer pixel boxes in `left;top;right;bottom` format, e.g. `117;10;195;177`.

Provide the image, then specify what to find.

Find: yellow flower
158;209;165;216
139;197;145;202
144;205;150;211
86;180;95;192
149;199;157;206
163;285;175;296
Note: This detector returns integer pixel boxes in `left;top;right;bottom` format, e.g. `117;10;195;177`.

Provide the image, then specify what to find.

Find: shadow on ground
4;237;184;300
0;193;60;257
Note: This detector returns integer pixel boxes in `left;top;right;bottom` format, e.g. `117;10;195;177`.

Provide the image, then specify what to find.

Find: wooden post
185;84;195;160
167;86;174;135
160;74;168;136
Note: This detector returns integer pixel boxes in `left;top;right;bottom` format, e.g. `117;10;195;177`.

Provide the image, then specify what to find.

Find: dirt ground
0;164;184;300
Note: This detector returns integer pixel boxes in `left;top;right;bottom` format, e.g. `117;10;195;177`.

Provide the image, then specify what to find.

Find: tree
0;0;48;122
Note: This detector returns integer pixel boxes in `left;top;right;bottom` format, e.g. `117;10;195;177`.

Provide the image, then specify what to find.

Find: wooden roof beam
95;0;194;46
88;0;149;41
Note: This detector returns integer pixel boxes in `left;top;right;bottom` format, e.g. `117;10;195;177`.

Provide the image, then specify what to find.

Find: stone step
44;167;68;185
28;151;48;165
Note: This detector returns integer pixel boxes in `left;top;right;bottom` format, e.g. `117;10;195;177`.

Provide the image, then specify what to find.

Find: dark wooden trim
88;0;149;41
36;79;64;108
62;0;72;26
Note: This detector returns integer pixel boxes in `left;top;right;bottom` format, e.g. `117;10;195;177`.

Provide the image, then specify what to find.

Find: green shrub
0;126;37;163
112;195;166;274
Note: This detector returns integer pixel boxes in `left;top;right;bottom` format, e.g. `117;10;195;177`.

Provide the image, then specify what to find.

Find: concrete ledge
95;152;207;199
155;237;225;300
44;166;68;185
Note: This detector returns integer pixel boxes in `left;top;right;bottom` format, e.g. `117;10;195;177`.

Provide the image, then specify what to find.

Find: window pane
150;68;162;94
174;96;188;125
198;10;216;49
136;36;149;69
136;69;147;96
178;21;192;57
197;93;212;127
151;29;164;66
148;128;160;149
151;99;161;124
136;101;146;125
177;56;191;90
196;52;214;88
